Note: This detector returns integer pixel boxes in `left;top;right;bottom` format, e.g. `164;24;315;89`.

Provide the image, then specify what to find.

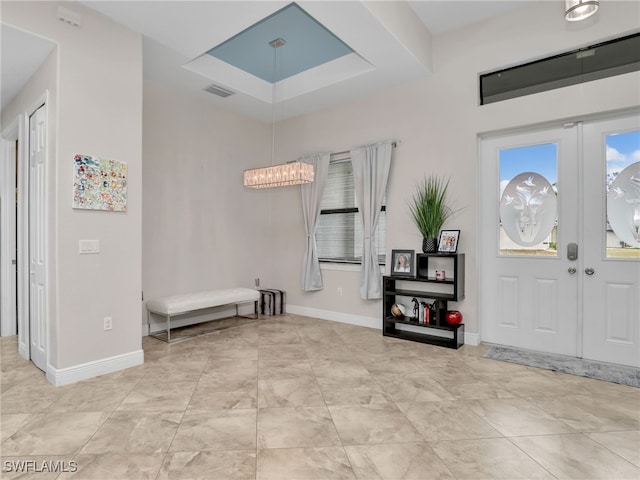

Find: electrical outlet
255;278;260;288
103;316;112;331
337;287;343;296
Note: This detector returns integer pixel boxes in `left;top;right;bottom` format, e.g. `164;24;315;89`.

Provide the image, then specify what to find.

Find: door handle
568;267;576;274
585;267;595;275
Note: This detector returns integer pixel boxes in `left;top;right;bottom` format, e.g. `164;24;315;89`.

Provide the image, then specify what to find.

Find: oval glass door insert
500;172;558;247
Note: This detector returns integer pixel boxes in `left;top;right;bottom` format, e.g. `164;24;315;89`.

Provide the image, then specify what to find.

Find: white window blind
316;158;386;264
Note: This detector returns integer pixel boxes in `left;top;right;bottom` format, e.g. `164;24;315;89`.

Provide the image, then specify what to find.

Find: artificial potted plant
409;175;455;253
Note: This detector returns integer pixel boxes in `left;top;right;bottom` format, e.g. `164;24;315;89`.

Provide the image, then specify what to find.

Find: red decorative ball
446;310;463;325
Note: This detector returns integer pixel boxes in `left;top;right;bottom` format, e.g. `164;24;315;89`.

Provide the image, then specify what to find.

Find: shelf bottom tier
383;323;464;349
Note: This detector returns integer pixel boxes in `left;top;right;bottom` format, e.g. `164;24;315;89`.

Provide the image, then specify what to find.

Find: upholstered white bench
146;288;260;343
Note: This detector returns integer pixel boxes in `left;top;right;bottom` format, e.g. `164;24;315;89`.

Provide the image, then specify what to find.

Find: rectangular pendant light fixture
243;37;315;189
243;161;314;189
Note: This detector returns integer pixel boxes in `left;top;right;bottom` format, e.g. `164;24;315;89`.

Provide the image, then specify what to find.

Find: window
316;155;386;264
480;33;640;105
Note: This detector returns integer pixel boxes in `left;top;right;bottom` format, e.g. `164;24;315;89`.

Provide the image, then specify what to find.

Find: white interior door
0;134;18;337
28;104;47;372
481;113;640;367
481;125;580;357
582;114;640;367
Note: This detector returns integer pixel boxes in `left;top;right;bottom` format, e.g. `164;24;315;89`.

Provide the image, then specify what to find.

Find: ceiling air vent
203;84;235;98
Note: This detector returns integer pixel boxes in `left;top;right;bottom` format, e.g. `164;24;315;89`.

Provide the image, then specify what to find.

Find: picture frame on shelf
391;249;415;277
438;230;460;253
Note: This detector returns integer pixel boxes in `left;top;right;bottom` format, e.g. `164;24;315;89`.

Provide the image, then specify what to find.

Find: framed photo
391;249;415;277
438;230;460;253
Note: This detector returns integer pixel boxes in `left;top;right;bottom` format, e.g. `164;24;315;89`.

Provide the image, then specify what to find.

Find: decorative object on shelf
408;175;458;253
420;301;436;325
435;270;446;281
428;302;437;324
391;249;415;277
565;0;599;22
243;38;314;189
390;303;406;318
438;230;460;253
446;310;463;325
411;298;420;319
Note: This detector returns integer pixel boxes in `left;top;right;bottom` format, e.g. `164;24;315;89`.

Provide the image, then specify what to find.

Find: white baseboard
464;331;480;346
142;302;481;347
287;304;480;346
46;349;144;386
287;304;381;329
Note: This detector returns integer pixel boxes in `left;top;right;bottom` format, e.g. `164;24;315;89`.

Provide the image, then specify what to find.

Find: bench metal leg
148;312;176;343
236;302;259;320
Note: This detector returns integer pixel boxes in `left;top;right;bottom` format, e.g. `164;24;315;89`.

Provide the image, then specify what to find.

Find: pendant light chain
271;41;277;168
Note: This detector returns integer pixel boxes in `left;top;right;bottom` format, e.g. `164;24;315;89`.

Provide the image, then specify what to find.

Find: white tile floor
1;314;639;479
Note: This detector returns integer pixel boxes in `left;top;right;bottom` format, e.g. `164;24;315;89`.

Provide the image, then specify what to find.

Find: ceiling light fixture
565;0;599;22
243;38;314;189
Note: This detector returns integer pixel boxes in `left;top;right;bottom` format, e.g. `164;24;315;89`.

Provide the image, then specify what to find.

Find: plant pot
422;237;438;253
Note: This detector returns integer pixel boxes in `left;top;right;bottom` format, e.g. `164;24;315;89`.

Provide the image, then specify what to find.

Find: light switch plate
79;240;99;254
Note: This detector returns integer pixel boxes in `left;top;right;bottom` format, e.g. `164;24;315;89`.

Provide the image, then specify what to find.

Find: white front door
480;112;640;367
28;104;47;372
581;115;640;367
481;125;580;357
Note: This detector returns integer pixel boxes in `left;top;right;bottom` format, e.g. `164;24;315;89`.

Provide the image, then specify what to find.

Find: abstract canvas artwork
73;154;127;211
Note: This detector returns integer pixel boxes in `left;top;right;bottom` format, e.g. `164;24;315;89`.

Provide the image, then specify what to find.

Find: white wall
142;81;273;314
267;1;640;336
2;1;143;375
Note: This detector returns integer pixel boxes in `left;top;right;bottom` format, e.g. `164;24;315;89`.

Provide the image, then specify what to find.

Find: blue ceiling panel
207;3;354;83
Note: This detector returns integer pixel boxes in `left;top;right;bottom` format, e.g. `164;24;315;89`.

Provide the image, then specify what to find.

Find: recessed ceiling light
565;0;599;22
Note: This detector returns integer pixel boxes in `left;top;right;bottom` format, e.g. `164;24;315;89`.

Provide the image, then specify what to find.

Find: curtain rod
330;141;398;160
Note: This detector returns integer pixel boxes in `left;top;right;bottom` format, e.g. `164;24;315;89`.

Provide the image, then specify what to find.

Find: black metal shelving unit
383;253;465;349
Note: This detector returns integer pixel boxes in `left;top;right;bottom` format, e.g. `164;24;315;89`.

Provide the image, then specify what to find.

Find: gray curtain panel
301;153;330;291
350;141;393;299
